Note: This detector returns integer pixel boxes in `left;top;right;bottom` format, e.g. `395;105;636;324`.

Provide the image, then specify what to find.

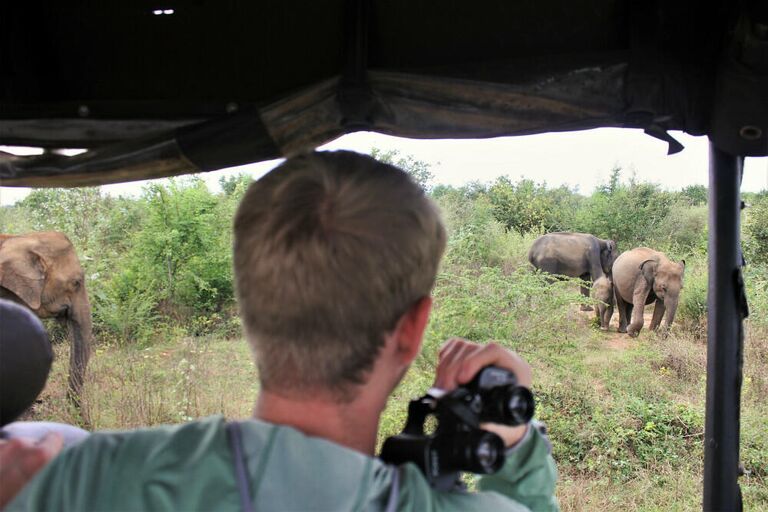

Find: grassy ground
32;302;767;511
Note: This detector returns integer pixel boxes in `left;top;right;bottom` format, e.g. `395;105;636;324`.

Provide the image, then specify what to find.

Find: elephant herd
0;229;683;421
528;232;686;337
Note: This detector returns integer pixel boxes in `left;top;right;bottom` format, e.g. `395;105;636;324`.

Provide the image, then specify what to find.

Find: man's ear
392;296;432;365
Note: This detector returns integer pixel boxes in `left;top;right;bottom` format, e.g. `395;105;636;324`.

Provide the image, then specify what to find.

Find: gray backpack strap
385;466;401;512
226;421;256;512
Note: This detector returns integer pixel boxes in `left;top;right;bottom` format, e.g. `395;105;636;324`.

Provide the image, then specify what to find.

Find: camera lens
475;437;500;471
505;387;535;425
440;430;505;474
481;385;535;425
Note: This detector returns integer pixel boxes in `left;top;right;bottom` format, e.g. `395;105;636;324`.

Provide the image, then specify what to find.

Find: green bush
655;203;707;255
486;177;581;235
745;197;768;266
575;168;674;248
676;258;708;335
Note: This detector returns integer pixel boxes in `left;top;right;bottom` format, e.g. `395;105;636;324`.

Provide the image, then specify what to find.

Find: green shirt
9;416;558;511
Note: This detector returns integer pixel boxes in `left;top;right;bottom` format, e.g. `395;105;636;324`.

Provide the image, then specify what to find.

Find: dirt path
577;306;656;398
579;307;656;352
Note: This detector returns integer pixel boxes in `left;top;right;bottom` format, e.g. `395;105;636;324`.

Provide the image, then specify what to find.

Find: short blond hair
233;151;446;397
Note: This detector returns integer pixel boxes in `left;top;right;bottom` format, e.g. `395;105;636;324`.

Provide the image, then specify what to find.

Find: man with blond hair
8;151;558;511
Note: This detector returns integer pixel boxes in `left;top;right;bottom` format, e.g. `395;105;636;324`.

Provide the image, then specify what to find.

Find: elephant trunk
664;295;679;328
67;296;92;409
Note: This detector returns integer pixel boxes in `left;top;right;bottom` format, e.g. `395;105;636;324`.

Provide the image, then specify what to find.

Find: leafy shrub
676;258;708;336
680;184;708;206
655;203;707;255
575;168;674;248
745;264;768;327
115;178;235;320
93;279;159;345
486;177;580;235
370;148;434;190
745;197;768;266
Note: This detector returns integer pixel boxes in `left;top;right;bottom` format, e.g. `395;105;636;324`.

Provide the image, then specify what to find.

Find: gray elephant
0;232;92;413
528;232;618;309
592;275;614;330
613;247;685;337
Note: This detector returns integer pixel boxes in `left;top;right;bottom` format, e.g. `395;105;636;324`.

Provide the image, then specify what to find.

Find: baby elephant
592;275;614;330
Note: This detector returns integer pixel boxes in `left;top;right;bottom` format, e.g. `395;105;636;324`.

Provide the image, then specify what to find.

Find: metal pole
703;142;745;512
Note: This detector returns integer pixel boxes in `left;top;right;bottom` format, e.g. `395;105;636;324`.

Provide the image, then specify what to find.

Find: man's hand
0;433;63;509
434;338;533;448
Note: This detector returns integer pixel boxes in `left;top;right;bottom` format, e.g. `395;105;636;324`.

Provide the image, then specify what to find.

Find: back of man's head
233;151;446;399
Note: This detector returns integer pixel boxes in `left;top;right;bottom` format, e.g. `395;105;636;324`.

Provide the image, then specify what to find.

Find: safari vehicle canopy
2;1;766;510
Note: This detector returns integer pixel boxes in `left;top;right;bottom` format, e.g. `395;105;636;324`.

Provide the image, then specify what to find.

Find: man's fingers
456;342;532;388
438;338;467;362
437;338;532;391
434;339;480;390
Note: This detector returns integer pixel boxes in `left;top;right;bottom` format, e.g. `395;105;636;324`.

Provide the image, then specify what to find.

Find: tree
680;184;708;206
576;168;674;248
486;176;580;235
370;148;434;190
219;173;252;197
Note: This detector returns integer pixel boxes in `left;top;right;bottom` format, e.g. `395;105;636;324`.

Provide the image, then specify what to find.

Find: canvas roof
1;0;766;186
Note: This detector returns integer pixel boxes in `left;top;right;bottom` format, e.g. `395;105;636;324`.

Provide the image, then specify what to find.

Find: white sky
1;128;767;205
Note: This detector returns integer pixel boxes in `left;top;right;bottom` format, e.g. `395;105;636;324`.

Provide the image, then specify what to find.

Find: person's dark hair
0;299;53;426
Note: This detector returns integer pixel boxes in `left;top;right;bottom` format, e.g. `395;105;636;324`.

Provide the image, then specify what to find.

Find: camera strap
226;421;256;512
385;466;401;512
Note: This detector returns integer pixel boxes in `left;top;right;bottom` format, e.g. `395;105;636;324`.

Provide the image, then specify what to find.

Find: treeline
1;174;251;343
1;157;766;345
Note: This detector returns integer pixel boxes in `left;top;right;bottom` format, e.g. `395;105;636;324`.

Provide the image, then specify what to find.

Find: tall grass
15;174;768;511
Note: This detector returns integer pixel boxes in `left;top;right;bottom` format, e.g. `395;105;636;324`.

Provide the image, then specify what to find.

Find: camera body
380;365;534;490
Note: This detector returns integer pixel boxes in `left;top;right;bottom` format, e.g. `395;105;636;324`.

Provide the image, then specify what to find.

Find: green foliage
370;148;434;189
745;196;768;266
119;178;235;315
486;177;580;235
219;173;253;197
575;169;675;248
93;280;159;345
680;184;708;206
14;188;105;251
9;154;768;510
655;203;707;255
676;257;708;334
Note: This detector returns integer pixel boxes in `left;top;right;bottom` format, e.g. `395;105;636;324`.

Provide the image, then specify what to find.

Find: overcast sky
1;128;766;206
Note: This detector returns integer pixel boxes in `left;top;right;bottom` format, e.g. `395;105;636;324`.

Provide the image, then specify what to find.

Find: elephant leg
628;276;651;337
603;305;614;331
579;273;593;311
615;293;629;332
649;299;666;331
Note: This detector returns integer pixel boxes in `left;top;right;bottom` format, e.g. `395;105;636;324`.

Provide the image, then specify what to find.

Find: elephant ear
0;249;46;310
639;259;658;284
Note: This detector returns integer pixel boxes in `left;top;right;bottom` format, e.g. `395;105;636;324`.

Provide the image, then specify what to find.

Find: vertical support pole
703;142;744;512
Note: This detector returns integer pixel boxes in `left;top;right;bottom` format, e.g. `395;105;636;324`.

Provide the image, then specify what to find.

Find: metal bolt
739;125;762;141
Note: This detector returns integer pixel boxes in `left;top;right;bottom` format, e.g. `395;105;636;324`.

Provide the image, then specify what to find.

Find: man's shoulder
7;416;234;511
67;414;227;463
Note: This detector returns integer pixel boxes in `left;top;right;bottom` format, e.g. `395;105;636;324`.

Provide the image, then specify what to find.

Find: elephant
613;247;685;337
0;232;92;411
592;275;614;330
528;232;618;310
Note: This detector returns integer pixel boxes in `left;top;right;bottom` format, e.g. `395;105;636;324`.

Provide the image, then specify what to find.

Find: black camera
379;366;535;490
